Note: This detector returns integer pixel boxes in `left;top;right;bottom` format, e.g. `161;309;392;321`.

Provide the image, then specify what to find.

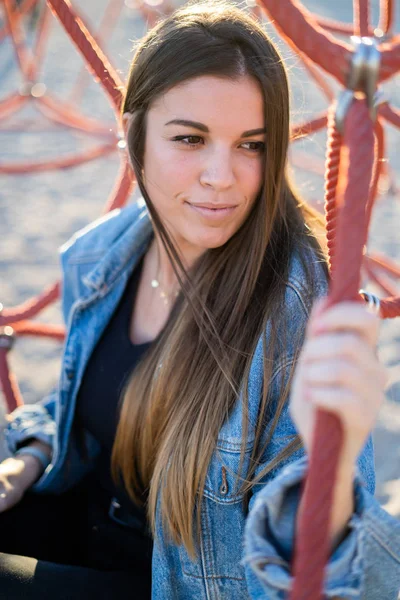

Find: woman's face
141;75;265;253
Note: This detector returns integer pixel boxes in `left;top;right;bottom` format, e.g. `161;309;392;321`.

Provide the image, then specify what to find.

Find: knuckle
332;362;354;384
335;333;360;356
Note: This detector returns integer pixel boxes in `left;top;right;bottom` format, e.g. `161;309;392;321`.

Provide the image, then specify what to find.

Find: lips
189;203;237;209
185;202;237;220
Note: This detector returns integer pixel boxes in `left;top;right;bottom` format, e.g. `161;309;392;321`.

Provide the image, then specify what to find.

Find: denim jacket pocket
179;438;253;583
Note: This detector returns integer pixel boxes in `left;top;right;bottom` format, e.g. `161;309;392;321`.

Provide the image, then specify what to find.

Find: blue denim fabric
244;456;400;599
4;199;400;599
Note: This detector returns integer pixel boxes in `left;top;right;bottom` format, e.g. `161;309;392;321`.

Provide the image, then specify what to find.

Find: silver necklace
150;248;179;306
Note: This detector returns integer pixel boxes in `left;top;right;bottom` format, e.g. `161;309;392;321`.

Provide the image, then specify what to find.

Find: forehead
149;75;264;130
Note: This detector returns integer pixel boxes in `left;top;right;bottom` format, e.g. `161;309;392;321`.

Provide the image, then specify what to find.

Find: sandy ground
0;0;400;517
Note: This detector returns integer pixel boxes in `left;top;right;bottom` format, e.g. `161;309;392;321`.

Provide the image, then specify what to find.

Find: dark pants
0;474;152;599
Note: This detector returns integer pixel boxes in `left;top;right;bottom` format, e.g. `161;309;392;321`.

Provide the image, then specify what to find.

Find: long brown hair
112;0;328;557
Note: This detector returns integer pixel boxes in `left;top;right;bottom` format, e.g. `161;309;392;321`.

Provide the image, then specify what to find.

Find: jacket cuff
4;404;56;455
243;456;366;599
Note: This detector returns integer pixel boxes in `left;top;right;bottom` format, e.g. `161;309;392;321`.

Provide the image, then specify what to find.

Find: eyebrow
164;119;266;138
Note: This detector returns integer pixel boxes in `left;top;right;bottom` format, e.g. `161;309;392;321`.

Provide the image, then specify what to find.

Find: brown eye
173;135;204;146
241;141;265;152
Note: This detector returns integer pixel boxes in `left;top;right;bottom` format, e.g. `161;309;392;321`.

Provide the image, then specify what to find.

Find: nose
200;146;235;191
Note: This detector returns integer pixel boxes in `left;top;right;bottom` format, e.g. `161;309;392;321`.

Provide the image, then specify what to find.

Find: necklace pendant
160;291;170;306
151;279;160;289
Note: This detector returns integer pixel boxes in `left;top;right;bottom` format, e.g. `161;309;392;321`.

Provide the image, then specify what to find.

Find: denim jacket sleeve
243;455;400;599
242;251;400;599
2;235;79;458
3;208;123;460
4;389;57;455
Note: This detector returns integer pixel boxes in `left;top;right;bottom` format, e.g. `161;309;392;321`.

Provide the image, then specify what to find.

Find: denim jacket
5;199;400;599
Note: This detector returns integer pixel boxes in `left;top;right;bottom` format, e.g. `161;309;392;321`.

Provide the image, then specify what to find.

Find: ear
121;111;134;138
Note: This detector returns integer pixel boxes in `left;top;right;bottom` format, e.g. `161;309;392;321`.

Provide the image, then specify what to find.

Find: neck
149;232;204;291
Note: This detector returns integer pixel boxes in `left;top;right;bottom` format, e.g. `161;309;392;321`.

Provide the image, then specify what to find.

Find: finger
303;359;382;397
0;486;10;511
301;332;379;369
306;297;329;335
308;301;380;346
306;387;384;428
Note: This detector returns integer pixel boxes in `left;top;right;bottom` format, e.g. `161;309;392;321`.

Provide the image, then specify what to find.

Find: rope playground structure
1;0;400;598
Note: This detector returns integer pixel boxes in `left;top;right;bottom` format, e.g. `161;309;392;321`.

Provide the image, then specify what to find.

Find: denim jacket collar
81;200;153;294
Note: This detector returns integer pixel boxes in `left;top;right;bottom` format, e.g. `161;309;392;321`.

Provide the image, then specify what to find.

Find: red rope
380;296;400;318
323;106;342;273
11;322;65;339
315;15;374;37
68;0;125;105
46;0;124;113
3;0;35;81
378;0;394;35
37;95;115;136
0;349;23;412
1;7;400;595
257;0;351;86
0;142;117;174
291;112;328;140
257;0;400;85
366;119;384;226
380;102;400;129
0;0;40;42
290;99;375;600
366;252;400;278
0;0;136;410
297;54;334;103
26;2;52;82
363;261;398;297
0;93;25;119
102;157;136;213
354;0;370;37
0;283;60;326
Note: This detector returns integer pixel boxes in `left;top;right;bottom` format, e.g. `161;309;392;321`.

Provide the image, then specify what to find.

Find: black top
76;256;152;529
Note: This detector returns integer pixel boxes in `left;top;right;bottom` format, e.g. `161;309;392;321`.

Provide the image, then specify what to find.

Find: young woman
1;2;399;599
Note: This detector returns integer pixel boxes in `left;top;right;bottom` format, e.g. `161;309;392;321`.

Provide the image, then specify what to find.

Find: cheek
239;159;264;197
145;142;195;190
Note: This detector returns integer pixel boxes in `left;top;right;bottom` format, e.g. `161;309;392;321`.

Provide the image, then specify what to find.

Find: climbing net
1;0;400;598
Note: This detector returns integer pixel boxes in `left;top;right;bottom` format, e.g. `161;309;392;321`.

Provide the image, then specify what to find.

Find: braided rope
380;296;400;318
46;0;124;112
291;112;328;140
323;106;342;273
290;99;375;600
258;0;351;85
0;349;23;412
1;7;400;594
0;283;60;326
379;0;394;35
354;0;370;37
3;0;35;80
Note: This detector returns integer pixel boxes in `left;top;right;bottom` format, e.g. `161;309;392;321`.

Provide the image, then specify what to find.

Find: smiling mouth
185;202;237;215
185;202;237;219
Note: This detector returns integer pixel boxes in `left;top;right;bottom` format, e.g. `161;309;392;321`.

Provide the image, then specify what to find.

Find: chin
193;231;234;250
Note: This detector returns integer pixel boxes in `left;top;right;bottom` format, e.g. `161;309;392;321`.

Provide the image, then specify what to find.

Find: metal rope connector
117;132;127;151
359;289;381;315
335;36;381;133
0;326;15;350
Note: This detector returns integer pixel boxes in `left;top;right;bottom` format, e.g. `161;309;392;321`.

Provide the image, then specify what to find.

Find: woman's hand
0;455;42;513
290;298;389;466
